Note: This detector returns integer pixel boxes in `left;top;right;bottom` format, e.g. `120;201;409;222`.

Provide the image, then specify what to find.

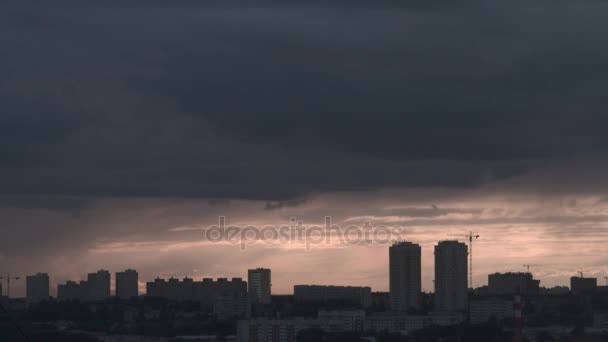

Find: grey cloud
264;199;308;211
0;195;92;215
382;206;484;218
1;0;608;201
346;213;608;228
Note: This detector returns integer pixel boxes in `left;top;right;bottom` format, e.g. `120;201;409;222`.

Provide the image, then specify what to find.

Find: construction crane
523;264;540;273
449;231;480;289
0;273;20;298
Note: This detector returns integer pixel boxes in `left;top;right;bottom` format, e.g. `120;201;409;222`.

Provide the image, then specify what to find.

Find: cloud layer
2;0;608;296
2;0;608;199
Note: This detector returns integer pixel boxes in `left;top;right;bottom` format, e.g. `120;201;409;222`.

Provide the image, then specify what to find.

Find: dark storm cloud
1;0;608;200
264;199;308;211
382;205;485;218
0;95;79;166
0;195;91;214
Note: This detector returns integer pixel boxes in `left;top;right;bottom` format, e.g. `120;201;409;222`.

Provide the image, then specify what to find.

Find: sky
2;0;608;297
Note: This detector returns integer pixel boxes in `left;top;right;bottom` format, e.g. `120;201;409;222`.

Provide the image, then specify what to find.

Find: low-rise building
571;276;597;295
594;312;608;330
294;285;372;308
364;312;462;334
146;277;249;318
469;299;513;324
26;273;50;304
57;280;88;301
365;313;425;334
539;286;570;295
318;310;366;332
488;272;540;296
371;292;390;310
237;314;361;342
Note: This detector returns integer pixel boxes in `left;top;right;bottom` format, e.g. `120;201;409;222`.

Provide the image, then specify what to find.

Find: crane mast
447;231;480;289
466;231;480;289
0;273;20;298
523;264;540;273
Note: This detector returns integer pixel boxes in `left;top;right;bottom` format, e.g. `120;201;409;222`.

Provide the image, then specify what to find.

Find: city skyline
4;0;608;340
5;243;606;340
2;0;608;317
3;190;608;297
4;238;602;300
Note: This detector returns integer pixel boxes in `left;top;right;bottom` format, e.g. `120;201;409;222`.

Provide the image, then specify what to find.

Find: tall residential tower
87;270;111;301
389;241;421;311
248;268;271;304
434;241;468;312
116;269;139;299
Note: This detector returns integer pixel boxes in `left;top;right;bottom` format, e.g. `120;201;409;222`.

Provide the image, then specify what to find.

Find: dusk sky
2;0;608;297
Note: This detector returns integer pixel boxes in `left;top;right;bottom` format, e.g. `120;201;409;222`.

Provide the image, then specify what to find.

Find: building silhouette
87;270;111;301
469;298;513;324
26;273;50;304
57;280;87;301
238;311;365;342
571;276;597;294
147;277;194;301
146;277;249;318
434;241;468;312
116;269;138;299
488;272;540;295
248;268;271;304
294;285;372;308
389;241;421;311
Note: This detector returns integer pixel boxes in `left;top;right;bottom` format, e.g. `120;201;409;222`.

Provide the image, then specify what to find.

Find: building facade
116;269;139;299
389;241;421;311
146;277;249;318
469;299;513;324
434;241;468;312
293;285;372;308
248;268;271;304
26;273;50;304
237;313;362;342
570;276;597;294
488;272;540;296
365;312;462;334
87;270;111;301
57;280;87;301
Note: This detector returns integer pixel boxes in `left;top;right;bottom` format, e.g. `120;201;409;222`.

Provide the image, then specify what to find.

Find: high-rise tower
434;241;468;312
389;241;421;311
248;268;271;304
